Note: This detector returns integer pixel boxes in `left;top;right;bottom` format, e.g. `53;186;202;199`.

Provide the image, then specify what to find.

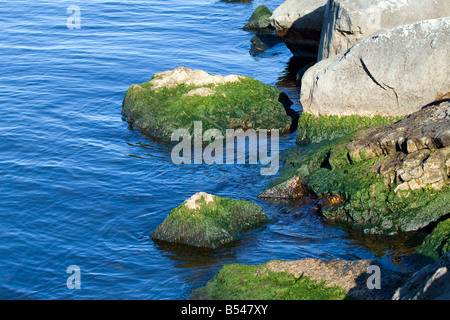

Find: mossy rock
150;192;269;249
190;258;406;300
408;219;450;268
243;5;272;31
261;129;449;234
190;262;347;300
296;112;401;145
122;67;296;142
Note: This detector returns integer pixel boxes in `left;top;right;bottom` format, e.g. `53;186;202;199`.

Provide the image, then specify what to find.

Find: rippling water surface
0;0;420;299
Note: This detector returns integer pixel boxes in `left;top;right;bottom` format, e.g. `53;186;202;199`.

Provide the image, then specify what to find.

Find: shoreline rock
301;18;450;119
269;0;327;57
406;219;450;269
190;258;408;300
393;252;450;300
261;101;450;235
319;0;450;61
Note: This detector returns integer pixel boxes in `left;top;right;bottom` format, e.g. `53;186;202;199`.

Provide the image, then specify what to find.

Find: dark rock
393;252;450;300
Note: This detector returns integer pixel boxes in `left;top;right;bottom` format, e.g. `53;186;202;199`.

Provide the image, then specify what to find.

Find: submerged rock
261;101;450;234
190;258;407;300
269;0;327;57
301;18;450;120
122;67;297;141
319;0;450;61
150;192;269;249
249;33;282;56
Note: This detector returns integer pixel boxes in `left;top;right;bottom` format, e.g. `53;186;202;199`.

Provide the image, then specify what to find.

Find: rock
150;192;269;249
407;219;450;269
319;0;450;61
190;258;408;300
261;101;450;234
249;33;282;56
301;18;450;118
184;87;216;97
243;5;272;31
295;62;315;84
393;252;450;300
269;0;328;57
184;192;215;210
122;67;297;142
149;67;242;89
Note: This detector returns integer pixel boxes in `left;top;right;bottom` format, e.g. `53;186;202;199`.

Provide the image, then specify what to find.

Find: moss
296;112;402;145
243;5;272;30
122;77;293;142
190;262;347;300
150;196;269;249
408;219;450;267
263;134;450;234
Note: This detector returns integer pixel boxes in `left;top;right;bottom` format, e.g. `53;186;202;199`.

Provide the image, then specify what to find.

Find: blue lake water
0;0;421;299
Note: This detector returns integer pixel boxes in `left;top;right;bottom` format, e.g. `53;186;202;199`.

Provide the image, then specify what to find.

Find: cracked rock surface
349;100;450;192
319;0;450;61
301;17;450;117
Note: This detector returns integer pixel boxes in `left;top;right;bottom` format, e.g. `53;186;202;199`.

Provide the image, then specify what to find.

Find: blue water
0;0;417;300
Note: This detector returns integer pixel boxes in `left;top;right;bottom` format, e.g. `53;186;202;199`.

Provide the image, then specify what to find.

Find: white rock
319;0;450;61
301;18;450;117
184;192;216;211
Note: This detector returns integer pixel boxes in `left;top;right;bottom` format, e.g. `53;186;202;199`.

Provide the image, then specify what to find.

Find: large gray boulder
269;0;328;57
301;17;450;117
319;0;450;61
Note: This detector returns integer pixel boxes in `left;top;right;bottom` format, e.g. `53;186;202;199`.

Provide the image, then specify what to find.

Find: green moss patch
296;113;401;145
190;262;347;300
262;134;450;234
243;5;272;31
150;195;269;249
408;219;450;268
122;76;294;142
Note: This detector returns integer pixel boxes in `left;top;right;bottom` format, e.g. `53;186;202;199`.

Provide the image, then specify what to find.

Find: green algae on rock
261;101;450;234
407;219;450;268
296;112;401;145
243;5;272;31
190;258;406;300
122;67;297;142
150;192;269;249
190;261;346;300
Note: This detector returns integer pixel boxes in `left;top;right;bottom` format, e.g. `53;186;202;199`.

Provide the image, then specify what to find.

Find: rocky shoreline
123;0;450;300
